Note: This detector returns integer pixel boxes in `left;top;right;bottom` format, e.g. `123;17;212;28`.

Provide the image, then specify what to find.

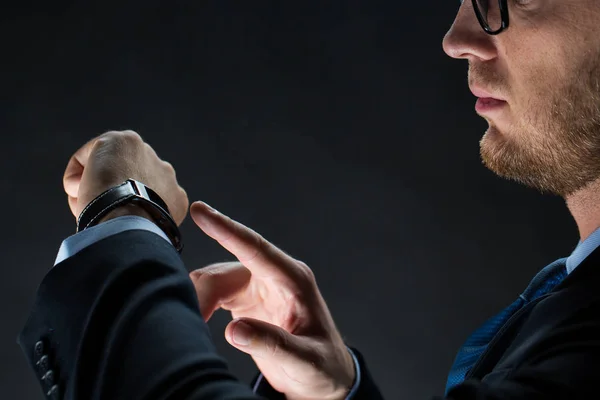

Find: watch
76;179;183;253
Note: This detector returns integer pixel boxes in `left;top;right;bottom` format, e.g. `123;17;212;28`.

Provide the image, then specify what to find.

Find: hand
63;130;189;225
189;202;356;400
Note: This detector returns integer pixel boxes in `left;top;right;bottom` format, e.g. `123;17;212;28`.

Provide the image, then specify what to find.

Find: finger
189;262;252;321
63;136;101;198
225;317;321;368
190;201;307;281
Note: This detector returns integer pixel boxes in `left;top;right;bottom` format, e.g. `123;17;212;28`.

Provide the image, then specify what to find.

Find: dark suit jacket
18;229;600;399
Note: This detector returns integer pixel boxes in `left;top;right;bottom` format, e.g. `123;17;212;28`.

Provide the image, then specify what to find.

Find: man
17;1;600;400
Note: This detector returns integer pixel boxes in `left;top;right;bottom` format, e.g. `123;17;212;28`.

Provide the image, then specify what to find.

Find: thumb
63;136;100;199
226;318;319;367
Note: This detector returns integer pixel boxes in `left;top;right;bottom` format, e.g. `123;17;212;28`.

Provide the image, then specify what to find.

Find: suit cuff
251;346;361;399
54;216;172;266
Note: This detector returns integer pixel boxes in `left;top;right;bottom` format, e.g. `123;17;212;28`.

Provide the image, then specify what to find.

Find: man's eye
513;0;534;6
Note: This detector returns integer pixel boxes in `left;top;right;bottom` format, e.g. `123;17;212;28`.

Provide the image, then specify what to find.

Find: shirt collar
566;227;600;274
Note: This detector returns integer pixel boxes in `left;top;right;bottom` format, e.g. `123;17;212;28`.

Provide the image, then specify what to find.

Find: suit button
34;341;44;357
47;384;60;399
36;355;49;373
42;370;55;386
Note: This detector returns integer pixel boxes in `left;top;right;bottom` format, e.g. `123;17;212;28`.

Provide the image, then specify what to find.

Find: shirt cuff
251;373;264;393
346;346;362;399
251;346;362;400
54;216;172;266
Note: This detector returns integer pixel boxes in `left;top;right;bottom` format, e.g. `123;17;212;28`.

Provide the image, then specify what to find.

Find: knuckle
194;262;238;278
179;187;189;206
163;160;176;173
249;233;270;263
189;265;223;284
188;269;203;283
189;268;212;282
179;186;188;199
99;130;118;139
264;329;287;359
143;142;160;159
93;136;111;149
98;130;143;151
114;131;143;147
255;233;268;251
295;260;309;270
120;130;143;142
238;228;264;261
101;130;141;141
295;260;316;283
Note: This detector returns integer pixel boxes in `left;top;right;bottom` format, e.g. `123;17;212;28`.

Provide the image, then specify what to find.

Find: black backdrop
1;2;578;398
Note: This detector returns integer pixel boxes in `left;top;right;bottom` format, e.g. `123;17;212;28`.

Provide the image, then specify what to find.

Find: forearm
20;227;262;400
91;235;258;399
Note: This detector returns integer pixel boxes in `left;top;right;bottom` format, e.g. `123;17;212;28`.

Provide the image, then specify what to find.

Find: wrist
76;179;183;253
97;203;155;224
324;347;356;400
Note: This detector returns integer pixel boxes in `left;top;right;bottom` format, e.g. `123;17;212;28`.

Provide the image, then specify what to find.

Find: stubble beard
477;55;600;197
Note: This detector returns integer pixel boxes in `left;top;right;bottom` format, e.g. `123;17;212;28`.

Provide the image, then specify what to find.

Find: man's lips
475;98;506;114
470;86;507;114
469;86;506;102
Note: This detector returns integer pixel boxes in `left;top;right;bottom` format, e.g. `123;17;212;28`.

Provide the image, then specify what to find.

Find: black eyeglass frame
472;0;510;35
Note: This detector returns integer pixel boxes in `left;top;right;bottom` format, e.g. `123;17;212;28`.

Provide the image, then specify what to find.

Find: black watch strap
76;179;183;253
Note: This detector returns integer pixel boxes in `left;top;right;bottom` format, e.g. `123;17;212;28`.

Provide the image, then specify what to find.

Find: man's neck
565;177;600;242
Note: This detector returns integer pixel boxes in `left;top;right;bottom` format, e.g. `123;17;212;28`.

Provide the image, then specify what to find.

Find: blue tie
444;258;568;395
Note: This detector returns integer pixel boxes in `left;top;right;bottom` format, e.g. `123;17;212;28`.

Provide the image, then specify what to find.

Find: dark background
1;1;578;399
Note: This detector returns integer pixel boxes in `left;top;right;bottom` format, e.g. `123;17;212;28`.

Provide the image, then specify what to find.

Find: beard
475;55;600;197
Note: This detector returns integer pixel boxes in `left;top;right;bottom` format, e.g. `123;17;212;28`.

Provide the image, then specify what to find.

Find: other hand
189;201;356;400
63;130;189;225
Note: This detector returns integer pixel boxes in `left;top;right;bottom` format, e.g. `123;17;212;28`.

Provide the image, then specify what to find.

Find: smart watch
76;179;183;253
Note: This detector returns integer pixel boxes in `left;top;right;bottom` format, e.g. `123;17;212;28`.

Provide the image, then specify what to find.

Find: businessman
18;1;600;400
187;0;600;397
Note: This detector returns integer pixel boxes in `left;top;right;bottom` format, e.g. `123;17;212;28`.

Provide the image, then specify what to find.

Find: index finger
190;201;306;280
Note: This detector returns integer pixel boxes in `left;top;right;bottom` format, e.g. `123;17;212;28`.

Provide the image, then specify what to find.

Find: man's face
443;0;600;197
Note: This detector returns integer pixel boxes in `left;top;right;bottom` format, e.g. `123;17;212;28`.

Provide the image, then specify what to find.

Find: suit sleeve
18;228;265;400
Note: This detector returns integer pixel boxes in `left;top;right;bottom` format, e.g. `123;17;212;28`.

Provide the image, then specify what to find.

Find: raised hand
62;130;188;225
189;201;356;400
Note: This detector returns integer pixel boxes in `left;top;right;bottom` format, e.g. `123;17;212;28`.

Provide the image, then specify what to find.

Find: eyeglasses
467;0;510;35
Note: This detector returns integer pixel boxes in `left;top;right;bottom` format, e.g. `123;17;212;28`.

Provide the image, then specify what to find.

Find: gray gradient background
1;1;578;399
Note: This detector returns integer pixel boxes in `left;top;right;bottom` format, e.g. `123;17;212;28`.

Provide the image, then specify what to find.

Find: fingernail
201;201;216;212
193;202;219;229
193;201;216;213
232;321;254;346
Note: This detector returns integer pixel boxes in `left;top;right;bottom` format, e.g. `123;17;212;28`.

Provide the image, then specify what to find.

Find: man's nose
442;2;497;62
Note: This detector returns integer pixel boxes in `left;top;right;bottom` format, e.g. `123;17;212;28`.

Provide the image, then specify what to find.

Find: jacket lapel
467;246;600;380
